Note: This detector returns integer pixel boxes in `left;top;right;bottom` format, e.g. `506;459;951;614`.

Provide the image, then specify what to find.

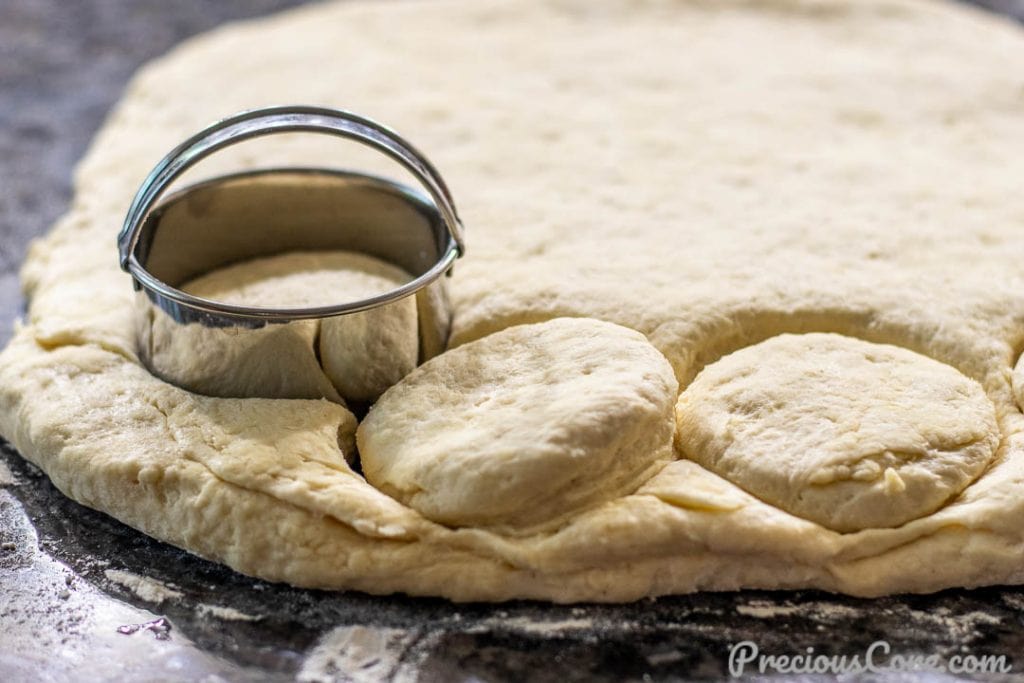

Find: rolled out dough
3;0;1024;601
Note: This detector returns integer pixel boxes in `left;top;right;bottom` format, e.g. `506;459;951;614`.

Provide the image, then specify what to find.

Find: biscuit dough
3;0;1024;601
177;250;418;404
675;333;999;532
359;318;678;532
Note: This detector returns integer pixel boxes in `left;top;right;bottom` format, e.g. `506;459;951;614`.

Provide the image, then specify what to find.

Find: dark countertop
3;1;1024;681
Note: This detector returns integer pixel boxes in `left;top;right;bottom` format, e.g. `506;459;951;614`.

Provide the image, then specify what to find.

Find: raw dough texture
177;250;419;404
3;0;1024;601
359;317;678;532
675;333;999;532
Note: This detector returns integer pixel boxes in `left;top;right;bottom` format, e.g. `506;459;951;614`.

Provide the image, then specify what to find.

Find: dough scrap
172;250;418;404
675;333;1000;532
358;317;678;531
3;0;1024;601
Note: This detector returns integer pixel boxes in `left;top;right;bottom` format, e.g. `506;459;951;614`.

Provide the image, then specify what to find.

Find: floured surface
104;568;184;605
3;0;1024;601
0;459;14;486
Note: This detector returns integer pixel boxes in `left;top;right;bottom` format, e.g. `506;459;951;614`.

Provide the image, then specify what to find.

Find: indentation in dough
154;250;418;404
675;333;999;533
357;317;679;532
638;460;751;513
1008;351;1024;418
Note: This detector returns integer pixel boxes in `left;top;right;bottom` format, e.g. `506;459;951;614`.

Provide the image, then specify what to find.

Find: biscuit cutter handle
117;105;466;272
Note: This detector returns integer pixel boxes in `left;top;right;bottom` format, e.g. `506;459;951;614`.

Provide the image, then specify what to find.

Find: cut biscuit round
357;317;679;531
675;333;999;533
171;250;418;404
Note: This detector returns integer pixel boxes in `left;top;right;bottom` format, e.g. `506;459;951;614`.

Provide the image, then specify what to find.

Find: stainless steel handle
117;105;465;323
119;105;465;269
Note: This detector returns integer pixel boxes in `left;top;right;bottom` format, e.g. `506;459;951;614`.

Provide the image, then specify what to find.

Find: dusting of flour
736;599;1003;641
297;614;603;683
0;460;14;486
299;625;425;683
475;615;598;635
735;600;862;619
103;569;183;605
195;603;259;622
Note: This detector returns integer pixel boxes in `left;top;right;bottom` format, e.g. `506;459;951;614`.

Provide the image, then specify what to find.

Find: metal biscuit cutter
117;106;465;401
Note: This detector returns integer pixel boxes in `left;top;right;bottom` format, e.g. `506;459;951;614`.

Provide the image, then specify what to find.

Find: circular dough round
675;333;999;533
358;317;678;531
177;250;418;404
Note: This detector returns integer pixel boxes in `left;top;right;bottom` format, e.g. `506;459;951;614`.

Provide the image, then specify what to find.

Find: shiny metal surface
119;107;464;400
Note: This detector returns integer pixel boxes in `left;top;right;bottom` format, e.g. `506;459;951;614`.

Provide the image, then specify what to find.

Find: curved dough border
4;0;1024;602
